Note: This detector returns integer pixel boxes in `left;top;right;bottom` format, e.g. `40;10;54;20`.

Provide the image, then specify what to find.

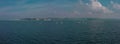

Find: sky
0;0;120;19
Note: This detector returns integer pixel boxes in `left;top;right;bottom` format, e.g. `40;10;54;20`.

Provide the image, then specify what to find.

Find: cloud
90;0;112;13
0;0;79;19
0;0;120;19
71;0;114;18
112;2;120;10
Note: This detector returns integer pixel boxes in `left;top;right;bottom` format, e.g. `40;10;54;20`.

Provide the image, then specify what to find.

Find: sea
0;18;120;44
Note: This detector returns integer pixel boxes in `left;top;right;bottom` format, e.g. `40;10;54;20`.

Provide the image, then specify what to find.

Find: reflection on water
0;19;120;44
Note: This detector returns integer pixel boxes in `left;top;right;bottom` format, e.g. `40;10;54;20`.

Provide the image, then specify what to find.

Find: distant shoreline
1;18;120;21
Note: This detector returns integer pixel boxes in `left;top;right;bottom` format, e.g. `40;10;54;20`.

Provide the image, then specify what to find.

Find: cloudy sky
0;0;120;19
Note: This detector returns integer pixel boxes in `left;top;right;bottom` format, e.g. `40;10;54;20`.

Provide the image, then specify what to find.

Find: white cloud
90;0;112;13
70;0;115;18
0;0;119;19
112;3;120;10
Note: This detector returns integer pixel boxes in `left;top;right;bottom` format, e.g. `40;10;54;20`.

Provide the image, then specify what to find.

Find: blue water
0;19;120;44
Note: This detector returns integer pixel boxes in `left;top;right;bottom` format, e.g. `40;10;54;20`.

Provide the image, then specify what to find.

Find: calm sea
0;19;120;44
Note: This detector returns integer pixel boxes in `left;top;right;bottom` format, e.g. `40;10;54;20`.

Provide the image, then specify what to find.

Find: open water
0;19;120;44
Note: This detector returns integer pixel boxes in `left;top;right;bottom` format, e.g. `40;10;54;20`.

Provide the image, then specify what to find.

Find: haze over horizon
0;0;120;19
